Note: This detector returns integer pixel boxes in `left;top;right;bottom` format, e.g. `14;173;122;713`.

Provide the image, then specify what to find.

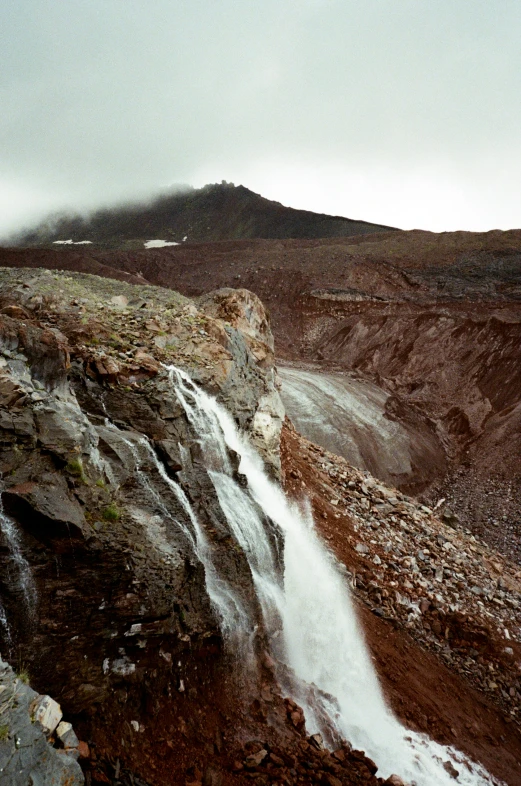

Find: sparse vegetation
0;724;9;742
16;667;30;685
102;503;120;522
67;457;83;475
66;457;88;484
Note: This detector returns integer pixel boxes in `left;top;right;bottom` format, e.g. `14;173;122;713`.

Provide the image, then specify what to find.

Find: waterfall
166;365;500;786
0;496;38;639
0;600;11;646
98;419;252;644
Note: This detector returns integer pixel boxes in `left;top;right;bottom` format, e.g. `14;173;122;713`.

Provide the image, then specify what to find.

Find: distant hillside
10;182;398;248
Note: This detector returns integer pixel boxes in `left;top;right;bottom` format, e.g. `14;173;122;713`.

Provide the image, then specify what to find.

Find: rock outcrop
0;268;285;784
4;229;520;548
0;656;84;785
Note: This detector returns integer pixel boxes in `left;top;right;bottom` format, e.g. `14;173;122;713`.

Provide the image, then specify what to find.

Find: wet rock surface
279;364;445;493
0;269;286;785
3;229;520;543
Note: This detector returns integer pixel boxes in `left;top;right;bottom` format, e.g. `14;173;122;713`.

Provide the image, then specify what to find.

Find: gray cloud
1;0;520;235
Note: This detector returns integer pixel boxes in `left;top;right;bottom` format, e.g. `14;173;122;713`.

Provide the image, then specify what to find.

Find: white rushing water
98;419;251;643
166;365;501;786
0;497;37;626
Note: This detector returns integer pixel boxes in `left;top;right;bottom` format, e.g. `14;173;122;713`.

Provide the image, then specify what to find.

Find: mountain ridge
9;182;399;248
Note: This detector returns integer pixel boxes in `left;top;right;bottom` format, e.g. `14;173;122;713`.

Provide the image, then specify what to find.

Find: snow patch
53;239;93;245
144;239;179;249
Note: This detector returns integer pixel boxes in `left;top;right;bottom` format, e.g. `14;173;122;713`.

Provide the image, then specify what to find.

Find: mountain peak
10;182;398;249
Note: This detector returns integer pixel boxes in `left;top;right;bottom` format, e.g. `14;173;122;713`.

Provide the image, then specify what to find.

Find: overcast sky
1;0;520;237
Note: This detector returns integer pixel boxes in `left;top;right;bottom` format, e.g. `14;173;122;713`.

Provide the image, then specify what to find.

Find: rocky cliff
8;229;513;561
0;268;287;785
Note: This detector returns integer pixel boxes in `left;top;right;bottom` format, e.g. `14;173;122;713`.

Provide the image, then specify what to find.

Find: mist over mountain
9;182;398;249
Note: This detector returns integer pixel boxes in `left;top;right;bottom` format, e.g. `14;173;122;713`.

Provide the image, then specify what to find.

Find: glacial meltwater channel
167;366;500;786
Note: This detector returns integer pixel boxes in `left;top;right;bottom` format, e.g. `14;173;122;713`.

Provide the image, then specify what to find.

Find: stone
443;760;459;779
56;720;79;749
244;749;268;768
203;766;222;786
309;733;323;750
442;510;460;528
2;475;88;542
110;295;129;308
384;776;406;786
32;694;63;735
325;776;342;786
0;657;84;785
355;543;369;554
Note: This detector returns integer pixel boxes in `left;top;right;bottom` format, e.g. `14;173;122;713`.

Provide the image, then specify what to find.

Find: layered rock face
278;365;446;493
0;268;284;784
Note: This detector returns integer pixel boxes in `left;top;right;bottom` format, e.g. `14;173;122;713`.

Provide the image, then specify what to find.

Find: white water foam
0;497;38;627
0;600;11;645
166;365;502;786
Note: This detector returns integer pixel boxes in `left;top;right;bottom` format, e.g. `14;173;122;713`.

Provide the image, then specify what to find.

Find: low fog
1;0;520;237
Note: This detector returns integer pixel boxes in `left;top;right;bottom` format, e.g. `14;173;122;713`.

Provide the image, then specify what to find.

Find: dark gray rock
0;657;84;786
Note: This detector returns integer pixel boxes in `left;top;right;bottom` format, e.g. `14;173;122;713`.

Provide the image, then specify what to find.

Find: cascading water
0;494;38;644
98;419;251;644
0;600;11;645
166;365;501;786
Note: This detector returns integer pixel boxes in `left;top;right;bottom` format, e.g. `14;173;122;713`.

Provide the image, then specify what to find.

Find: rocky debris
33;693;63;734
0;655;84;784
232;734;385;786
281;425;521;727
82;755;152;786
423;466;521;566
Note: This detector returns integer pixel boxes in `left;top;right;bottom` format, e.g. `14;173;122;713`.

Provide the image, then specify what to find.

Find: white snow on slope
144;239;179;249
53;239;92;245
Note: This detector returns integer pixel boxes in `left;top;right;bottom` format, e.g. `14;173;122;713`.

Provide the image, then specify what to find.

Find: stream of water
166;365;500;786
0;495;38;643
